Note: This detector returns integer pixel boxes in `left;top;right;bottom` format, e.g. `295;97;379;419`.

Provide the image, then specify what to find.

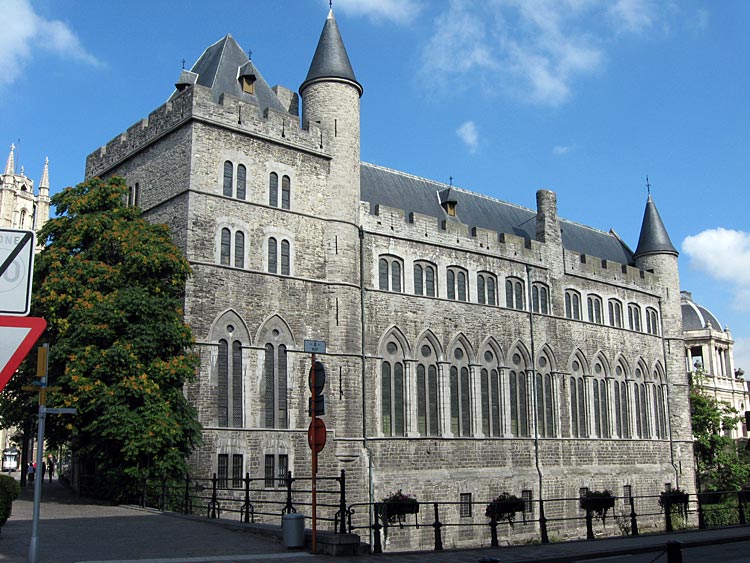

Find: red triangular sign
0;316;47;393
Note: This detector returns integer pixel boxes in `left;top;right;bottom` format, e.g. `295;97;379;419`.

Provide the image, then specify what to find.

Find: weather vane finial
330;0;333;8
646;175;651;195
248;49;252;60
449;176;453;186
181;58;186;70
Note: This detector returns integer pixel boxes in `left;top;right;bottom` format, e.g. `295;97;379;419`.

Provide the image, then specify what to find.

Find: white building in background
0;143;51;231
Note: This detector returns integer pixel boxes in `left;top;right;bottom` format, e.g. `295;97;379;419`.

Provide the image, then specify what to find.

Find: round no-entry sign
308;417;327;453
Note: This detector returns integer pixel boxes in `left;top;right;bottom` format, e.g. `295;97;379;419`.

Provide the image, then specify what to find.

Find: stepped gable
170;34;286;115
360;162;635;265
681;291;722;331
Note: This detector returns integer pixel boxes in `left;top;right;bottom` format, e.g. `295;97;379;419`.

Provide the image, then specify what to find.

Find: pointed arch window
382;340;405;436
592;361;610;438
417;343;440;436
536;355;555;438
212;313;247;428
570;358;587;438
509;352;529;437
263;343;288;429
450;346;472;436
480;349;503;437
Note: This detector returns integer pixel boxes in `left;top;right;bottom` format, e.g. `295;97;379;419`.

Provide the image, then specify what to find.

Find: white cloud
333;0;423;24
419;0;668;106
456;120;479;152
682;228;750;312
0;0;100;86
552;144;574;156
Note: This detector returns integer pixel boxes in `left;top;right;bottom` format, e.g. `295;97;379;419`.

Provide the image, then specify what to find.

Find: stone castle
85;9;697;544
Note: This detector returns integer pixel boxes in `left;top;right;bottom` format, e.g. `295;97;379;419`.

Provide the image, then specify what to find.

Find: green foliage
690;373;749;491
579;490;616;523
13;177;201;489
0;475;21;524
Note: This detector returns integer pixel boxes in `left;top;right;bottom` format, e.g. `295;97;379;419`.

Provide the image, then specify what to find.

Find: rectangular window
623;485;632;504
522;489;533;515
277;454;288;487
218;454;229;489
579;486;589;498
232;454;243;488
264;454;275;487
459;492;472;517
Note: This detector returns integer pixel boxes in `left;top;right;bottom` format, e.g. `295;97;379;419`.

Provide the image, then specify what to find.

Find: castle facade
85;9;695;544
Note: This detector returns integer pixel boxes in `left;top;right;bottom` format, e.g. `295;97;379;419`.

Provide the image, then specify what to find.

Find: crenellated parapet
86;83;326;179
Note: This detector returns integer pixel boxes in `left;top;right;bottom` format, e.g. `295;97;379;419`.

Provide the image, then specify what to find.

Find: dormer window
444;201;456;216
439;188;457;217
239;74;256;94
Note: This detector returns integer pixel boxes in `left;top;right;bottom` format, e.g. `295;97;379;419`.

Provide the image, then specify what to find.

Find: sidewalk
1;476;749;563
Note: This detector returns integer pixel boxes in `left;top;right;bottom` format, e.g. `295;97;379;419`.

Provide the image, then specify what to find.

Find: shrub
0;475;21;525
486;492;526;527
579;490;616;523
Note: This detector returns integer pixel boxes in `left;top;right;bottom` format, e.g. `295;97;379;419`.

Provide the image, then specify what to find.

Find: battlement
362;201;542;265
86;84;326;179
362;200;658;291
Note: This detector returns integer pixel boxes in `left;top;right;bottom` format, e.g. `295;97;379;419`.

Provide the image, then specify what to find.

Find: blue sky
1;0;748;371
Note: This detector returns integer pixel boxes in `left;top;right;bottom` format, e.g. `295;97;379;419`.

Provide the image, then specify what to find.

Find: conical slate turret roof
300;9;362;96
4;143;15;176
634;195;678;258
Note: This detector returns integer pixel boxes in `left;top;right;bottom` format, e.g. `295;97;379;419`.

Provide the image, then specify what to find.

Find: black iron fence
78;472;750;554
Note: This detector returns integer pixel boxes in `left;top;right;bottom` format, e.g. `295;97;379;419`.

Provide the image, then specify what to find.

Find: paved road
2;476;750;563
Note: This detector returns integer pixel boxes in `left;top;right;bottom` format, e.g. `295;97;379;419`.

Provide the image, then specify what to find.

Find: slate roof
634;195;678;258
360;163;635;265
681;291;723;331
170;34;286;115
300;9;362;96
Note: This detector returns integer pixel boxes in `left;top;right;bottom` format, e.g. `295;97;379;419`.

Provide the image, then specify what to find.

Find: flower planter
379;490;419;525
659;490;689;509
486;494;526;526
579;491;616;521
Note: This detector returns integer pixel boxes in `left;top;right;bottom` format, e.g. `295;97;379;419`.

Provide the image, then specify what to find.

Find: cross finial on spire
248;49;252;60
449;176;453;186
329;0;333;8
646;175;651;195
181;58;186;69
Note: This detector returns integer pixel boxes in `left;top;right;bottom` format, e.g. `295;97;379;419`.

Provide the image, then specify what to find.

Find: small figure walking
41;461;47;482
27;462;35;484
48;457;55;483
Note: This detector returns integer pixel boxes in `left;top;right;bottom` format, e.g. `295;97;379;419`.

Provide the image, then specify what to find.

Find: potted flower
659;488;689;511
379;489;419;525
0;475;21;535
579;490;616;523
486;492;526;527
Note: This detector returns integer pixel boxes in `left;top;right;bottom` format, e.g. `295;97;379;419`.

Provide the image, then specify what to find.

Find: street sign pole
311;351;318;555
28;344;48;563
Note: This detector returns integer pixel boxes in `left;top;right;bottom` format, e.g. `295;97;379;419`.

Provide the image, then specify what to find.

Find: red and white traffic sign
0;228;36;316
0;316;46;392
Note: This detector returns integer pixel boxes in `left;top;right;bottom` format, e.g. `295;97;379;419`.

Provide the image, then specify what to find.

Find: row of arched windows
221;161;291;209
564;290;659;335
379;329;668;441
218;228;292;276
377;255;658;334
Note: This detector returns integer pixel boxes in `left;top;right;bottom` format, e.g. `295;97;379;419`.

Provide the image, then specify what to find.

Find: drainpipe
658;298;680;488
359;226;375;537
526;265;547;541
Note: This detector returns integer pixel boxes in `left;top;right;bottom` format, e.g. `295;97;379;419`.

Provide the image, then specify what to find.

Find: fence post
183;475;191;515
337;469;347;534
665;502;673;533
738;491;747;526
489;514;499;548
432;502;443;551
283;471;296;514
585;509;594;540
209;473;219;519
141;477;147;508
160;477;166;511
373;503;383;554
666;540;683;563
629;495;639;536
243;472;251;523
539;498;549;544
697;497;706;529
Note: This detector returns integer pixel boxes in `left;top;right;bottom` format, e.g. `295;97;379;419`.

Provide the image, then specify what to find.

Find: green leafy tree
20;176;201;487
690;370;749;491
